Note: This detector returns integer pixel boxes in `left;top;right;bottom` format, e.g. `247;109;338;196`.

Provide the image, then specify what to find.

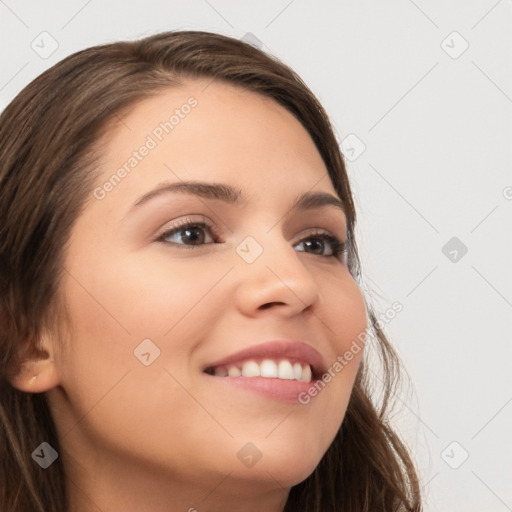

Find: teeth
211;359;313;382
302;364;312;382
228;365;241;377
278;360;294;379
241;361;260;377
260;359;278;378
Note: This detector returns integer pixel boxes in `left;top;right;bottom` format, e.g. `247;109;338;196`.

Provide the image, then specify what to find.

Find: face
45;79;368;507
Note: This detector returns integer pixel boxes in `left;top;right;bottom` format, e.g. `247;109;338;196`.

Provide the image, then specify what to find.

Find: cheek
53;256;229;476
64;249;231;341
325;272;368;354
304;272;367;421
54;250;232;422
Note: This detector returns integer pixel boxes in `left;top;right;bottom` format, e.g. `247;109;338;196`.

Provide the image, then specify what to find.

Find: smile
204;358;313;382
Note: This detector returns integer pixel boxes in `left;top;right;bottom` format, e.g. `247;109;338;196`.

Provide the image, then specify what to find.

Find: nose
233;235;322;318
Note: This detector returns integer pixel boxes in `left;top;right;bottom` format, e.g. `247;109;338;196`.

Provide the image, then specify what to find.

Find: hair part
0;30;421;511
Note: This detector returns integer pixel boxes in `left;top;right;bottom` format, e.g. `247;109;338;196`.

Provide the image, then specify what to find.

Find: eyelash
155;218;347;260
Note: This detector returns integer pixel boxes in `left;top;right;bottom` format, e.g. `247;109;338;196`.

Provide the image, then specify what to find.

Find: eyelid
154;215;221;243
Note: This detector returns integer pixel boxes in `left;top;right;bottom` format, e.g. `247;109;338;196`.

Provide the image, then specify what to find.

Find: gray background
1;1;511;510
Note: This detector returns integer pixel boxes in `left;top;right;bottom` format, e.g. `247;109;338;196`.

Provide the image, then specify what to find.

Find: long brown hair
0;30;421;511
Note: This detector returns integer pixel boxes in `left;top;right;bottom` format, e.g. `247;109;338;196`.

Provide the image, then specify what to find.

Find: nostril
259;302;285;310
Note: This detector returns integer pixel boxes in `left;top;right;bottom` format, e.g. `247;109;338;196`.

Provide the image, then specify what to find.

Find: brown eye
294;232;346;260
157;221;218;248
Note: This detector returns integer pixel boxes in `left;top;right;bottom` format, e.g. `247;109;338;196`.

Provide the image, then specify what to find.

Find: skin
12;79;368;512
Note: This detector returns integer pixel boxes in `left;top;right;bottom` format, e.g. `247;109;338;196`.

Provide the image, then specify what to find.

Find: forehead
89;79;338;217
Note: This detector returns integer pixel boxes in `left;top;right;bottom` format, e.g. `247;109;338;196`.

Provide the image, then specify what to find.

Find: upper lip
202;340;327;379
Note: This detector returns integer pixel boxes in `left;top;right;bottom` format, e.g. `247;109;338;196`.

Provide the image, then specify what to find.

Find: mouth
202;340;326;403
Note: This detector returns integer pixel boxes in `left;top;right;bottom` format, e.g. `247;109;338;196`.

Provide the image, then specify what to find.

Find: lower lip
203;374;317;403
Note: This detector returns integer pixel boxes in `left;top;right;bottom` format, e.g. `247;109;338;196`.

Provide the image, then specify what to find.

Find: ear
9;334;60;393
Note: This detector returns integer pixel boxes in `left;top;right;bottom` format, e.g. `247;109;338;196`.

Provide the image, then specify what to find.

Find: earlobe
8;337;61;393
9;358;60;393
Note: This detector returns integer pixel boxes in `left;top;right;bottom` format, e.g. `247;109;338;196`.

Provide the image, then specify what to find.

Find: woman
0;30;421;511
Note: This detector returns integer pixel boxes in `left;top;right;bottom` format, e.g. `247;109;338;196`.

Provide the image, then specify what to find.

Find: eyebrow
128;180;346;216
